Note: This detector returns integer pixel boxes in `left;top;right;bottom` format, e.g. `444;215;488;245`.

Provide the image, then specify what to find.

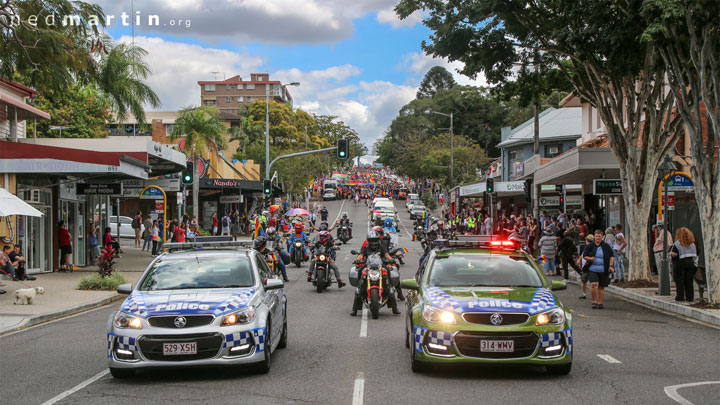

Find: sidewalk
0;244;152;334
565;272;720;327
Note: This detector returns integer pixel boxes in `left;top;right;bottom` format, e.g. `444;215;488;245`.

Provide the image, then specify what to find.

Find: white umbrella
0;187;43;217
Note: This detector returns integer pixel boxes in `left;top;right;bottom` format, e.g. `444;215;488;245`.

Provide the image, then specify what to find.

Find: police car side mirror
551;280;567;291
400;279;419;291
265;278;284;290
351;250;360;255
117;283;132;294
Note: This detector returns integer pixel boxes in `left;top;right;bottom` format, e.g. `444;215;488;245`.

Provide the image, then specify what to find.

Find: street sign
77;183;122;195
666;173;694;191
539;196;560;206
220;195;243;204
155;201;165;210
177;192;183;206
594;179;623;195
662;192;675;209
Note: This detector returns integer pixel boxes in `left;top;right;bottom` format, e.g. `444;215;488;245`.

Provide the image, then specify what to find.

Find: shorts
222;226;230;234
134;228;141;238
581;269;589;283
587;271;610;287
60;244;72;256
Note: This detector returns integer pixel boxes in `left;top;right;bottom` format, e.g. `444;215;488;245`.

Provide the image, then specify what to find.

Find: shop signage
539;196;560;206
565;194;583;205
77;183;122;195
220;195;243;204
666;173;693;192
593;179;623;195
459;183;485;197
207;179;241;188
502;181;525;192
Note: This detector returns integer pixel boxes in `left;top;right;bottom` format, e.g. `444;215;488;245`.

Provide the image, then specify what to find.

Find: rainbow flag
539;255;547;263
253;217;261;239
400;248;409;254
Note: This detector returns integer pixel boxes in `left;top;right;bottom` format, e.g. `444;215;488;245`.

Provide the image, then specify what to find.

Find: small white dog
14;287;45;305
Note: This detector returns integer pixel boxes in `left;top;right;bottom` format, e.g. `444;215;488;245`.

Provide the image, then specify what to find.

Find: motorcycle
311;243;338;293
414;225;425;241
291;240;305;267
349;251;400;319
264;239;284;277
337;223;351;244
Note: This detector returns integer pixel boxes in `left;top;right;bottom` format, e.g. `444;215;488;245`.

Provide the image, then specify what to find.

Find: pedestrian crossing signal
263;179;272;195
337;139;349;159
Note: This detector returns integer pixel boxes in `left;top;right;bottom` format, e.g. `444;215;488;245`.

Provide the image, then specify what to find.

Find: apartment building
197;73;294;114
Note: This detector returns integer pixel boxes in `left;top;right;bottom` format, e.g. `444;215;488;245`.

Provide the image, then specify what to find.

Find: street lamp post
265;81;300;205
657;154;675;296
425;110;454;188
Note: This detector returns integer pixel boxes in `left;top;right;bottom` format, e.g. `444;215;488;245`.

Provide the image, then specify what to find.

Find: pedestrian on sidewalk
612;224;627;282
669;227;698;302
539;229;557;276
583;229;615;309
558;231;581;281
652;223;672;275
221;212;231;236
132;210;142;248
151;220;161;256
578;234;595;300
58;220;73;272
142;214;153;251
211;213;219;236
89;226;100;264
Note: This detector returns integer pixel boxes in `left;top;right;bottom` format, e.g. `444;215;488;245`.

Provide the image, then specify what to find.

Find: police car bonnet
425;287;556;315
121;289;256;317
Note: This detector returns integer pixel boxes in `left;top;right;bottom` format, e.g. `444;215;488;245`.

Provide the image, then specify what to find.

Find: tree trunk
193;154;199;222
619;164;655;281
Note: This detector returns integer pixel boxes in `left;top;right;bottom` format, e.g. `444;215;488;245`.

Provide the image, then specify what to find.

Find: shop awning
533;147;620;186
0;94;51;120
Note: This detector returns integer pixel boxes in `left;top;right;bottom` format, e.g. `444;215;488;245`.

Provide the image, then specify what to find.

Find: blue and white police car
107;241;287;378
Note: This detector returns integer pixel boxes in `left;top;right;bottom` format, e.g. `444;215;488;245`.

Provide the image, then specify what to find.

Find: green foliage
28;84;111;138
417;66;456;99
77;272;128;291
170;106;229;159
422;193;437;211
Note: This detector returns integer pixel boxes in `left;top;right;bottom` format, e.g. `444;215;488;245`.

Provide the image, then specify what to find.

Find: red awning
0;94;51;120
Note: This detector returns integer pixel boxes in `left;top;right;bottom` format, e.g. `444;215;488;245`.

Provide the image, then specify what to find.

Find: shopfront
15;186;53;274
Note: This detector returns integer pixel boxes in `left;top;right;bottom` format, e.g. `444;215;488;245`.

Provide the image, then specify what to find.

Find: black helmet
253;236;267;250
266;226;276;237
427;229;438;240
366;230;381;251
319;221;329;231
342;212;348;219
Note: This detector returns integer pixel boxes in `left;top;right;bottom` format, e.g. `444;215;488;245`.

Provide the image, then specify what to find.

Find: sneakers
350;310;358;316
597;304;605;309
338;280;346;288
591;303;598;309
392;307;401;315
578;294;587;300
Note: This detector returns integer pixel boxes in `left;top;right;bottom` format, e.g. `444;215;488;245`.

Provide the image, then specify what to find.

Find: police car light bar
438;235;517;250
162;240;254;252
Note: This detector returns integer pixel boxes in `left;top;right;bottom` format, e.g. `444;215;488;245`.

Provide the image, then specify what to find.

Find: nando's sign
206;179;240;188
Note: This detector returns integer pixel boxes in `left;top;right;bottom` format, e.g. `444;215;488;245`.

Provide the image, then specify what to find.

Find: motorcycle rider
337;212;353;239
306;230;346;288
264;227;290;282
419;229;439;268
287;222;309;261
351;230;400;316
253;234;289;282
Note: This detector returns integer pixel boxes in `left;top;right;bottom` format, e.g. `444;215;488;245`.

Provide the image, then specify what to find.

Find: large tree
397;0;682;282
642;0;720;302
170;106;228;221
417;66;456;99
28;84;111;138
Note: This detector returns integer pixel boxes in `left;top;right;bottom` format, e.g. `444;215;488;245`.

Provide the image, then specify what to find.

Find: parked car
109;216;136;238
409;205;427;220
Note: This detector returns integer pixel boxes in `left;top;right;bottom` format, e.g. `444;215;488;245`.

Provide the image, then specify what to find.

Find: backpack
132;216;140;229
224;216;231;227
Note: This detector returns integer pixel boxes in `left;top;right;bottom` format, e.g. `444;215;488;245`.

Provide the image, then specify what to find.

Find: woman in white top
669;227;698;302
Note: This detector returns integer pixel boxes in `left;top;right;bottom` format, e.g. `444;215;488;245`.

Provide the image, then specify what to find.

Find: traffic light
524;179;532;201
559;196;565;205
486;178;495;194
337;139;349;160
182;161;194;184
555;184;563;194
263;179;272;195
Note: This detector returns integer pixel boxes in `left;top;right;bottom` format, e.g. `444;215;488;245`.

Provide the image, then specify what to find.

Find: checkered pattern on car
106;333;114;358
224;331;252;348
253;327;266;352
425;287;463;314
413;326;428;352
122;295;148;318
528;288;556;314
563;328;573;354
213;289;255;316
539;332;563;348
427;330;454;347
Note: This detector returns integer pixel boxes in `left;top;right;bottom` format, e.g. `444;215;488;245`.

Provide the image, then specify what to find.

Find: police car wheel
546;360;572;375
278;311;288;349
255;319;272;374
109;367;134;379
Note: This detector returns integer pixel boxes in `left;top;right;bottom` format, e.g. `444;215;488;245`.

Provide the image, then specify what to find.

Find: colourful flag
254;217;261;239
400;248;409;254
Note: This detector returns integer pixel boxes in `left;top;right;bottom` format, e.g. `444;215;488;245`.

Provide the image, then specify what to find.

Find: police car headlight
114;312;143;329
222;306;256;326
422;306;456;324
536;308;565;326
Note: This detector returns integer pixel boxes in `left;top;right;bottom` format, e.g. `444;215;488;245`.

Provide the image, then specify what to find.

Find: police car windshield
428;254;542;288
139;257;254;291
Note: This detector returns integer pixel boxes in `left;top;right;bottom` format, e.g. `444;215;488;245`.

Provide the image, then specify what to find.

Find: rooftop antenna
210;71;224;81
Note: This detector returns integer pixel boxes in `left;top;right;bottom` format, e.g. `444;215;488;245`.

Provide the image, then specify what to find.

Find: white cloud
376;7;423;28
97;0;414;44
398;52;488;88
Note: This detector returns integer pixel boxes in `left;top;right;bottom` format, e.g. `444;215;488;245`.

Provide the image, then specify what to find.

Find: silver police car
107;242;287;378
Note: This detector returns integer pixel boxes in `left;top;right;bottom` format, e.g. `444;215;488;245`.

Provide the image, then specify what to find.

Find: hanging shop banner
77;183;122;195
220;195;243;204
593;179;623;195
565;194;583;205
539;196;560;206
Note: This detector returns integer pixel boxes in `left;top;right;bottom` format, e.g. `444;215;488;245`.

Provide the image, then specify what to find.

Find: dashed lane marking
352;372;365;405
41;369;109;405
360;308;368;338
664;381;720;405
597;354;622;364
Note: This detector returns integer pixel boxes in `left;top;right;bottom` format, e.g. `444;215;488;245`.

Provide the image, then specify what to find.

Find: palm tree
97;41;161;124
229;115;263;154
169;106;228;220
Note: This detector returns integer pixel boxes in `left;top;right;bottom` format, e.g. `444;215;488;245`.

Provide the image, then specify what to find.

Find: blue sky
97;0;484;148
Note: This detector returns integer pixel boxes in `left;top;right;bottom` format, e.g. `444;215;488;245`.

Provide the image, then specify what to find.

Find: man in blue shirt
582;229;615;309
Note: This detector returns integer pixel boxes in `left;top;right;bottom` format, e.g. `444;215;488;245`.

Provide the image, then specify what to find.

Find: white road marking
41;369;109;405
664;381;720;405
333;199;346;224
597;354;622;364
352;372;365;405
360;308;368;338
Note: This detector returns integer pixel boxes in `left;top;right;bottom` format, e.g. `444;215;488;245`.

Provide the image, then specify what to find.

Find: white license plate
480;340;514;352
162;342;197;355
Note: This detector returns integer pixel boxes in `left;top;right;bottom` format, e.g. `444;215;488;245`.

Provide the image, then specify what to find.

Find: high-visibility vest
468;218;476;228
